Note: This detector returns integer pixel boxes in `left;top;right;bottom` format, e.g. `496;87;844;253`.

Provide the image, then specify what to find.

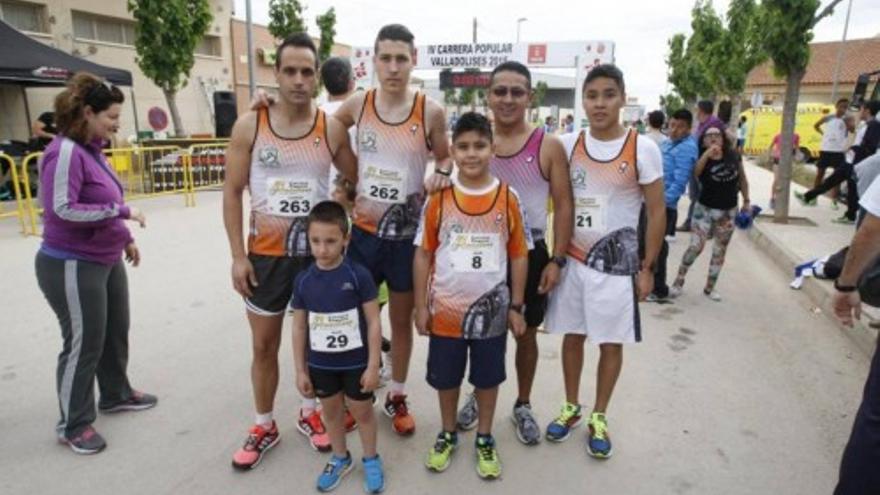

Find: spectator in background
31;110;56;151
645;109;698;301
544;116;555;134
679;100;724;232
768;130;801;210
831;176;880;495
645;110;667;146
564;114;575;133
737;116;748;154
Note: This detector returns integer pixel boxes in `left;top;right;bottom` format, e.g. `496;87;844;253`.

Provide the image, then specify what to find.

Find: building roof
746;37;880;88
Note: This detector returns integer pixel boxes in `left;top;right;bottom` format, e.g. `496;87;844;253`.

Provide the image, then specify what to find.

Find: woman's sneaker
586;412;613;459
98;390;158;413
362;455;385;493
58;425;106;455
231;421;280;470
475;435;502;480
545;402;582;442
456;393;478;431
425;431;458;472
703;289;722;302
316;452;354;492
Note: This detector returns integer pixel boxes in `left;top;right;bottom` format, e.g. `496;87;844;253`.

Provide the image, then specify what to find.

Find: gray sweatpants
35;252;133;437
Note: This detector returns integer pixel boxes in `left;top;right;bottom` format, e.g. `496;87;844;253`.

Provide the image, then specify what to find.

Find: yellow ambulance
740;103;834;161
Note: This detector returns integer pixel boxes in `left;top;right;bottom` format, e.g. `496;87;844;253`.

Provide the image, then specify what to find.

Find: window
195;36;221;57
0;1;47;33
72;11;136;46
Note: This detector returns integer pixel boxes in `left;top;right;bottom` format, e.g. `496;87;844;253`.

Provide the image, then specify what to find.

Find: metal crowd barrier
185;142;229;207
0;152;31;234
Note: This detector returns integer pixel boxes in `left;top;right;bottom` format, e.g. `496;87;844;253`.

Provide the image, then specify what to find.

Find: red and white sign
527;44;547;64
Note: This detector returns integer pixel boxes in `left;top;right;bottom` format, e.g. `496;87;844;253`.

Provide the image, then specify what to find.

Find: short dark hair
717;100;732;125
647;110;665;129
275;32;318;70
307;200;350;235
452;112;492;143
490;61;531;89
582;64;625;93
320;57;352;96
836;98;850;106
374;24;415;53
671;109;693;126
867;100;880;117
697;100;714;115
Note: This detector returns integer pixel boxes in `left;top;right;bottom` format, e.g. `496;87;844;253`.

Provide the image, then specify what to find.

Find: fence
1;142;228;236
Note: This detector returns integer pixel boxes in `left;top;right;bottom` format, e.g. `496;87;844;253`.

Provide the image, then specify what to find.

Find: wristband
434;167;452;177
509;303;525;314
834;279;858;293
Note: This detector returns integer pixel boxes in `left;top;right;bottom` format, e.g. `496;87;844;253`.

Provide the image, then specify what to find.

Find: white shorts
545;261;641;344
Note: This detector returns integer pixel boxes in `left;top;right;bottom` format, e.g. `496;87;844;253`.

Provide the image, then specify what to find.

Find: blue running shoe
586;412;613;459
317;452;353;492
363;455;385;493
545;402;582;442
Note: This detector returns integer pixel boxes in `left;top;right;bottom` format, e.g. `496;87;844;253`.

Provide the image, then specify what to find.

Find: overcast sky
232;0;880;109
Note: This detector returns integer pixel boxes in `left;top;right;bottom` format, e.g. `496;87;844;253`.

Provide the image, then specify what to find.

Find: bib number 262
369;185;399;201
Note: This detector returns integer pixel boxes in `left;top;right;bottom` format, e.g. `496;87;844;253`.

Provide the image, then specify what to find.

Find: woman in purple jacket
35;72;156;455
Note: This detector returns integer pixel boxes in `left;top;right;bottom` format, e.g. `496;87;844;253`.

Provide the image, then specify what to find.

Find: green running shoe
475;435;501;480
425;431;457;472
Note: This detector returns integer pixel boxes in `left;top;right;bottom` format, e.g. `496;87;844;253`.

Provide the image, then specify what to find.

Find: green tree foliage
268;0;306;39
315;7;336;64
127;0;212;136
761;0;843;222
660;92;685;116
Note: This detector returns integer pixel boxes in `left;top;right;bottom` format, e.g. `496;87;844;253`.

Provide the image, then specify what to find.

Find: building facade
0;0;234;142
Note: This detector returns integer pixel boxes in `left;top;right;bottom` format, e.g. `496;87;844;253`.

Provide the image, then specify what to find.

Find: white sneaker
669;286;682;299
378;360;392;388
704;290;722;302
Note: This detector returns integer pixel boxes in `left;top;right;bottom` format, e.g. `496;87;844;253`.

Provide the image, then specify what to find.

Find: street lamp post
516;17;527;43
830;0;853;102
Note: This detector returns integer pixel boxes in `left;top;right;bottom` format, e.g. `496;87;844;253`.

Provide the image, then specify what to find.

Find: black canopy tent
0;19;139;138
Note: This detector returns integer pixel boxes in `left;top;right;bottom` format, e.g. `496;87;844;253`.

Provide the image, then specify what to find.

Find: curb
747;219;878;358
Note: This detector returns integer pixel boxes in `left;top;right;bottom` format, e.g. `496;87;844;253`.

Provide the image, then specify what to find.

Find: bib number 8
325;334;349;349
279;199;310;214
472;255;482;269
369;185;399;201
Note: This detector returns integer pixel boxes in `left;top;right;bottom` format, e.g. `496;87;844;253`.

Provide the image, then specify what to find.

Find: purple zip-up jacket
39;135;133;265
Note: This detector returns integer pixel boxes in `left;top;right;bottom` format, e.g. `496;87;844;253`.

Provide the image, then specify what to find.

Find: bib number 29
325;334;349;349
369;185;399;201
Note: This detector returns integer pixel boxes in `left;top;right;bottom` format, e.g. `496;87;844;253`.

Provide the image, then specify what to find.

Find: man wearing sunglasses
455;61;573;446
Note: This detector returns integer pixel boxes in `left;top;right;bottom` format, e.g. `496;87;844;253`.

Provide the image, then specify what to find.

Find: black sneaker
59;425;106;455
99;390;158;413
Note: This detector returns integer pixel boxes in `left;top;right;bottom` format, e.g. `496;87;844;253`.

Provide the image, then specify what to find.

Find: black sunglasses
85;79;116;105
491;86;529;98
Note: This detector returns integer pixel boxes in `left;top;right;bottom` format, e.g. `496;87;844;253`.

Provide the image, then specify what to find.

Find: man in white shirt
812;98;850;192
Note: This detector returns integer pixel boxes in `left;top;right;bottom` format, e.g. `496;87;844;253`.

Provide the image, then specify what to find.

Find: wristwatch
510;303;525;314
551;255;567;268
434;167;452;177
834;279;858;293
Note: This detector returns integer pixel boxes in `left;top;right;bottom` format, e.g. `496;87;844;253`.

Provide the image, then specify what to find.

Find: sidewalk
742;158;879;356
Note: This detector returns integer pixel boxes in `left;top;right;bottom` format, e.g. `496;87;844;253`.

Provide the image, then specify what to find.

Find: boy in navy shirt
291;201;384;493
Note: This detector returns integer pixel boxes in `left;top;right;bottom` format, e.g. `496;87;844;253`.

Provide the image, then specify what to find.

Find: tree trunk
163;89;186;137
731;94;742;126
773;69;805;224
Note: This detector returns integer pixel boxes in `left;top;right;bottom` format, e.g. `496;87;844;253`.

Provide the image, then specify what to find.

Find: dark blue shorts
426;334;507;390
347;226;415;292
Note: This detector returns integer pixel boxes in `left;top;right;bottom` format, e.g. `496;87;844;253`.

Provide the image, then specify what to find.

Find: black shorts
245;254;313;315
426;334;507;390
309;366;373;401
523;240;549;328
817;151;846;169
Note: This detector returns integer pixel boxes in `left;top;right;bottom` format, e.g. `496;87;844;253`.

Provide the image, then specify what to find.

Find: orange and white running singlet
567;128;641;275
415;180;531;339
353;89;431;240
248;107;333;257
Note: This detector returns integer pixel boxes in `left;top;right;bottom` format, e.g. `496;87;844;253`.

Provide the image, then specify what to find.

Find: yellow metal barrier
102;146;191;204
19;153;41;235
0;152;30;234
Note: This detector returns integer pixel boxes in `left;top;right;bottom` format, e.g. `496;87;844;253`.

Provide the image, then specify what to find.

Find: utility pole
472;17;477;43
245;0;256;98
830;0;853;102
